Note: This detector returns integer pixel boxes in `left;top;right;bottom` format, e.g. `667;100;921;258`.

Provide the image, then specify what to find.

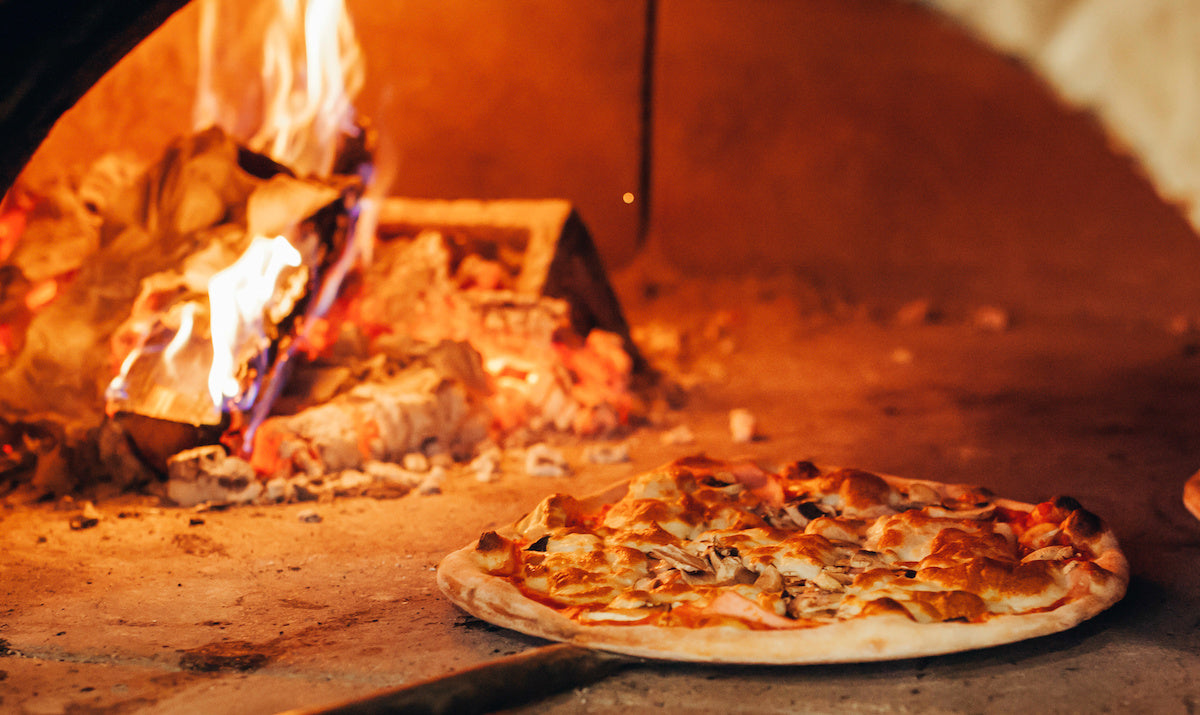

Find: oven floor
3;267;1200;713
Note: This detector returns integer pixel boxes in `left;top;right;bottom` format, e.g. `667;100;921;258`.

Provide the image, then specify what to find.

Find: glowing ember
207;234;304;409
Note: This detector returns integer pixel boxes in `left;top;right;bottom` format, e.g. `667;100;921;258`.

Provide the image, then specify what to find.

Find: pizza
1185;470;1200;522
437;455;1128;663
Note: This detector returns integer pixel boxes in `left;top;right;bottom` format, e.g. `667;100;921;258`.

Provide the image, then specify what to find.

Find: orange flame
194;0;365;176
207;235;303;408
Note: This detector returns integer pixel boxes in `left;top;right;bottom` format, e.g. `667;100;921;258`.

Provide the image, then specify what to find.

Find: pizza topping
516;494;582;540
866;509;994;563
468;458;1121;631
700;591;804;630
925;503;996;520
471;530;519;575
1022;545;1075;562
805;515;869;543
903;481;942;505
916;558;1064;605
900;589;989;623
649;543;709;574
753;564;785;593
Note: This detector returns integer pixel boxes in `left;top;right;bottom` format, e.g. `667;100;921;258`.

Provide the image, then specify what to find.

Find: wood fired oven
2;1;1200;712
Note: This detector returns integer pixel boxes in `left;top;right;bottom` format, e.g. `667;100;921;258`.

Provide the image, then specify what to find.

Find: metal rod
635;0;659;249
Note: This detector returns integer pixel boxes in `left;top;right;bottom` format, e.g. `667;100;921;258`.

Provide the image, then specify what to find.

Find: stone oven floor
4;267;1200;713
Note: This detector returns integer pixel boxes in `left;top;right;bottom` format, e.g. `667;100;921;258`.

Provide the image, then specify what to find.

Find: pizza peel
283;462;1131;712
275;642;643;714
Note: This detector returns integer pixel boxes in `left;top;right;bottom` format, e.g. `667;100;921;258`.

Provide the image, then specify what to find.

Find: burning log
247;363;490;480
2;114;643;502
102;129;367;474
359;202;640;439
0;0;393;498
376;198;640;365
106;140;363;420
0;125;368;493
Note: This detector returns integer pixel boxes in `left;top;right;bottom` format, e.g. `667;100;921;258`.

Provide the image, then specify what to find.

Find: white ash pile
358;219;636;439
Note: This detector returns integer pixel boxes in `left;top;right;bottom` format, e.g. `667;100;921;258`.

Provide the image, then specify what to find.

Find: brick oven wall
930;0;1200;234
18;0;1200;321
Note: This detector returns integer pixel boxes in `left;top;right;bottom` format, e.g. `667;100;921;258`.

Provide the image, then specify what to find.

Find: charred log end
376;198;644;372
110;412;226;477
542;209;645;373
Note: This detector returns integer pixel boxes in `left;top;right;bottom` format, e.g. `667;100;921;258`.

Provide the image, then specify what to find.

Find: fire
193;0;369;418
194;0;365;177
0;0;638;504
163;302;198;369
207;234;304;409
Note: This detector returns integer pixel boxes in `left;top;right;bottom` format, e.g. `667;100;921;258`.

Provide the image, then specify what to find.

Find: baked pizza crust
1185;470;1200;522
437;465;1129;664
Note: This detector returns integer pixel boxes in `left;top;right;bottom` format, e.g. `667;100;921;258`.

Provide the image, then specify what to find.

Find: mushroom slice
781;503;810;529
848;549;886;571
813;570;849;591
754;564;785;593
1021;545;1075;563
926;503;995;520
708;551;750;584
1022;522;1062;550
905;482;941;506
786;590;841;619
650;544;711;574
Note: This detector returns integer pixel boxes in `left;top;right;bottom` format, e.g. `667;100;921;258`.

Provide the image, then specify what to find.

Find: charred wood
248;365;489;479
1;127;365;489
166;444;261;507
376;198;643;371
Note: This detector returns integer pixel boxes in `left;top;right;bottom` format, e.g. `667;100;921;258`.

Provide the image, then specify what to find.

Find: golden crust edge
1184;470;1200;522
436;462;1131;664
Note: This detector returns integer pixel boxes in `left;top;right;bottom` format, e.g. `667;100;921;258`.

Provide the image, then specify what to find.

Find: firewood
376;198;643;371
165;444;261;507
248;366;489;479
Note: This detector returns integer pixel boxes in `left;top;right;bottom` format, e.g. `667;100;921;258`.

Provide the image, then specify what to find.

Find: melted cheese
481;458;1104;630
769;533;850;581
516;494;581;540
865;509;993;563
602;496;700;539
916;558;1067;613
